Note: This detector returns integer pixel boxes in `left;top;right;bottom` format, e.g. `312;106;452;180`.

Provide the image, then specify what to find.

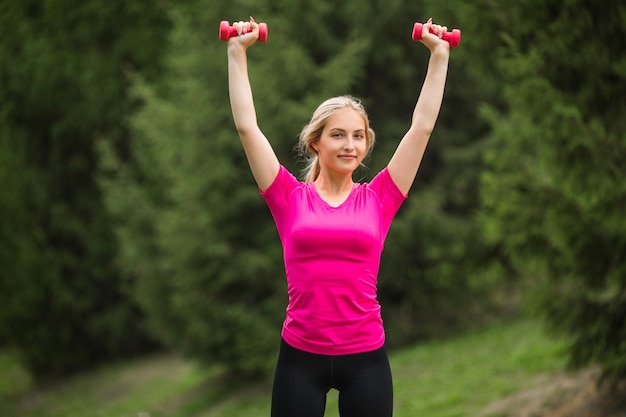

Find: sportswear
261;165;406;355
271;339;393;417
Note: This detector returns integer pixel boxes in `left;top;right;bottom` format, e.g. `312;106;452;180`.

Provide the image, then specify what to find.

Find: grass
390;320;567;417
0;319;569;417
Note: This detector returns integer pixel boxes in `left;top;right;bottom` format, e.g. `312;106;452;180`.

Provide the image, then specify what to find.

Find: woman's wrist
430;43;450;59
227;41;247;57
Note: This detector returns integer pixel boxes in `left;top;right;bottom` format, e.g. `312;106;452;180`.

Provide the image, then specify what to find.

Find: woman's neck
314;172;354;195
313;172;354;207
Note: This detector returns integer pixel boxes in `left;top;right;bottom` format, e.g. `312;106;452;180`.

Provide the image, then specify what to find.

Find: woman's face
313;108;368;176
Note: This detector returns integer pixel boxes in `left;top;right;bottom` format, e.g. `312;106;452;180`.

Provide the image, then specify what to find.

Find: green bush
476;0;626;380
0;1;170;379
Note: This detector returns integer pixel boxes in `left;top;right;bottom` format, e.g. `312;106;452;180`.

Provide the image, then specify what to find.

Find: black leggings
271;339;393;417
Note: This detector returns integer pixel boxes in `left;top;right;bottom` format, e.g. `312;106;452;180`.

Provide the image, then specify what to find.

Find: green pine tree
0;0;170;379
476;0;626;380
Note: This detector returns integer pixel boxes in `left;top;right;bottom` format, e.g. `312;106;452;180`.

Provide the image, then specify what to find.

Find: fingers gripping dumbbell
412;23;461;48
219;20;268;43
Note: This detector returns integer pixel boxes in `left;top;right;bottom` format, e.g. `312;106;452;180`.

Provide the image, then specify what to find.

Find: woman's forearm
228;43;259;135
410;47;449;136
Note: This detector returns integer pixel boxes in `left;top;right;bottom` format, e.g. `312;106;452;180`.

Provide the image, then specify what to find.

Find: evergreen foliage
1;0;623;383
0;1;170;378
473;0;626;380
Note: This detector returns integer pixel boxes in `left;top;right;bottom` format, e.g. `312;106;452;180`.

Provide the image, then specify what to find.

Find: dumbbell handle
219;21;268;43
412;23;461;48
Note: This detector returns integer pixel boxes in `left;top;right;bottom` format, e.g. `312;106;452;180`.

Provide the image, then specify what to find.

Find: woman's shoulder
261;165;304;198
361;167;408;202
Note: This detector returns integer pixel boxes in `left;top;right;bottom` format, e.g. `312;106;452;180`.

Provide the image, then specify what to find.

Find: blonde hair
297;96;376;182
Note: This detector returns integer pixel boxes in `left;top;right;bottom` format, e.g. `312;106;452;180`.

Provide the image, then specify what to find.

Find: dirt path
478;368;626;417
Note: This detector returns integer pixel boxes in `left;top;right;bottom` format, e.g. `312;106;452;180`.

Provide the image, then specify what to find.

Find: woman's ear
311;139;319;153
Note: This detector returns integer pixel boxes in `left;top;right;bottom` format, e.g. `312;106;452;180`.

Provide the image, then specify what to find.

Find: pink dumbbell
412;22;461;48
219;20;268;43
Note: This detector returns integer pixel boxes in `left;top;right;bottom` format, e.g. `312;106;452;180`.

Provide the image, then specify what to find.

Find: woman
227;17;450;417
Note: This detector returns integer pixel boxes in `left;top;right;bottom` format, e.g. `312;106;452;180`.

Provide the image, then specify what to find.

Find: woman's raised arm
227;20;280;191
387;19;450;195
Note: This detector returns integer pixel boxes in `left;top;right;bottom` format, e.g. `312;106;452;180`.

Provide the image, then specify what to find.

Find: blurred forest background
0;0;624;399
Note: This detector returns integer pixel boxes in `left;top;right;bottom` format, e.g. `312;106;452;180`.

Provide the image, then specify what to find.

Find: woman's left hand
420;18;450;53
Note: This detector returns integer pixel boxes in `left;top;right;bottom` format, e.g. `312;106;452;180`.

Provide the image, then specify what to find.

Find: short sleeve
260;165;300;234
367;167;408;226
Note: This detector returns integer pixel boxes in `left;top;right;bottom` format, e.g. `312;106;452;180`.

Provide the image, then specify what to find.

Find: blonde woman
227;17;450;417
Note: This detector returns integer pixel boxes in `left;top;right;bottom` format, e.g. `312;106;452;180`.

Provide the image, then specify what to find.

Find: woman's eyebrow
328;127;365;132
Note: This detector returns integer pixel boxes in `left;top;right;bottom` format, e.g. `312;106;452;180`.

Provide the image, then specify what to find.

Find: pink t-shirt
261;165;407;355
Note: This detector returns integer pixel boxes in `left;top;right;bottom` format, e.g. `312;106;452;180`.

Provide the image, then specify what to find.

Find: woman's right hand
228;19;260;49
